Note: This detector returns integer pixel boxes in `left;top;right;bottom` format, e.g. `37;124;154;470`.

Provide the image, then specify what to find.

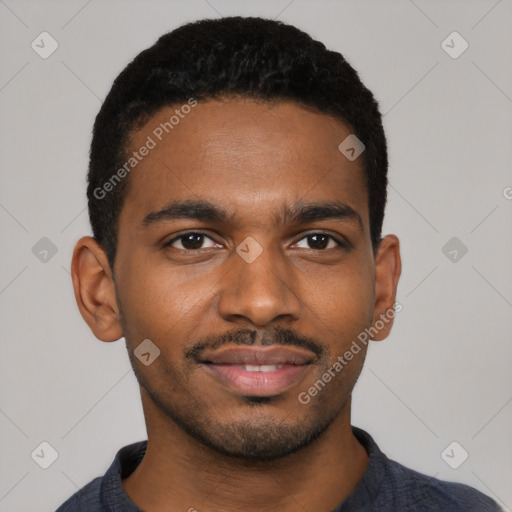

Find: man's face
113;99;382;459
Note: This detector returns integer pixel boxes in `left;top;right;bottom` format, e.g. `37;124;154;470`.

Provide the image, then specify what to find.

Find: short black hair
87;16;387;269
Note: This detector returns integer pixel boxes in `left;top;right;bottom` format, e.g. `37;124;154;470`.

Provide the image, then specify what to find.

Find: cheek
116;256;218;348
303;262;374;333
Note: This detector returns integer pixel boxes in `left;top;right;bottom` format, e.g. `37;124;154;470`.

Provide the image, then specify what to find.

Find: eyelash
164;231;346;251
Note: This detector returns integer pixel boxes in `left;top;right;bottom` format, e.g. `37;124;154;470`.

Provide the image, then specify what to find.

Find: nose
216;242;302;328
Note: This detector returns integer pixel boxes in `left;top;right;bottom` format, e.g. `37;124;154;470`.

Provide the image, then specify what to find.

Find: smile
198;345;315;397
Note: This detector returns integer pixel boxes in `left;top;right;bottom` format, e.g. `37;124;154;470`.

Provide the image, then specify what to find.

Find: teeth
244;364;283;372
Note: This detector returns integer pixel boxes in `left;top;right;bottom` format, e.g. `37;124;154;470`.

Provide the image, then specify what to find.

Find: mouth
197;345;316;397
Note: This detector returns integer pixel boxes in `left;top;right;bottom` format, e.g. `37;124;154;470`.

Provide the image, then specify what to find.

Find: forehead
119;99;368;231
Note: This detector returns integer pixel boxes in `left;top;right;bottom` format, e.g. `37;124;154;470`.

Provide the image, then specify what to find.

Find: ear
371;234;402;341
71;236;123;342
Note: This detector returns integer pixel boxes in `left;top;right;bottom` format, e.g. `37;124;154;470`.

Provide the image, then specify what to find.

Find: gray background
1;0;511;510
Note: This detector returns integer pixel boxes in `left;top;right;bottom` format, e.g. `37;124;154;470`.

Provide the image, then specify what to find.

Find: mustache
185;326;325;361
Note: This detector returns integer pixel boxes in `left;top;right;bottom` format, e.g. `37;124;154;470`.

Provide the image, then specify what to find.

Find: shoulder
350;428;502;512
382;458;502;511
55;440;147;511
55;477;102;511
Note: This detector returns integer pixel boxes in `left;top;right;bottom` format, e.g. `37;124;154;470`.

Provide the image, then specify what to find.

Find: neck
123;394;369;512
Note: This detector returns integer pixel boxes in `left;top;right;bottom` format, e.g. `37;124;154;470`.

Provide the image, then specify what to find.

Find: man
57;16;502;512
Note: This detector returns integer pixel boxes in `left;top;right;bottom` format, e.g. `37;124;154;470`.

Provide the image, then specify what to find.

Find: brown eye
295;233;342;250
166;232;217;251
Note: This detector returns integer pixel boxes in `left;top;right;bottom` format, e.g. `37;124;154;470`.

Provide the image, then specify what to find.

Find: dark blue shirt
56;427;502;511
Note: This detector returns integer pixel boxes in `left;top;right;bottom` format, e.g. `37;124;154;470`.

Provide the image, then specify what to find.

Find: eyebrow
142;199;363;232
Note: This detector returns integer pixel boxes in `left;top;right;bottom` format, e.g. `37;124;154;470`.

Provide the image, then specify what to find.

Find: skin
71;98;401;511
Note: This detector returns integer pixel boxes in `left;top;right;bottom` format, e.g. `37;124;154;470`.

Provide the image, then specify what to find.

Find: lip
198;345;316;397
199;345;316;366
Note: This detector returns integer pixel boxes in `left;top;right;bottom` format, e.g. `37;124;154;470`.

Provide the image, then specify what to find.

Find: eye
295;233;344;250
165;232;219;251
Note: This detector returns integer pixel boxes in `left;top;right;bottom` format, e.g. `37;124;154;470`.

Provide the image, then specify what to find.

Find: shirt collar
99;426;387;510
100;440;147;511
334;427;388;510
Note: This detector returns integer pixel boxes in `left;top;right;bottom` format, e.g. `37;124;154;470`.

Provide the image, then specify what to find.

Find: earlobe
371;234;402;341
71;236;123;342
